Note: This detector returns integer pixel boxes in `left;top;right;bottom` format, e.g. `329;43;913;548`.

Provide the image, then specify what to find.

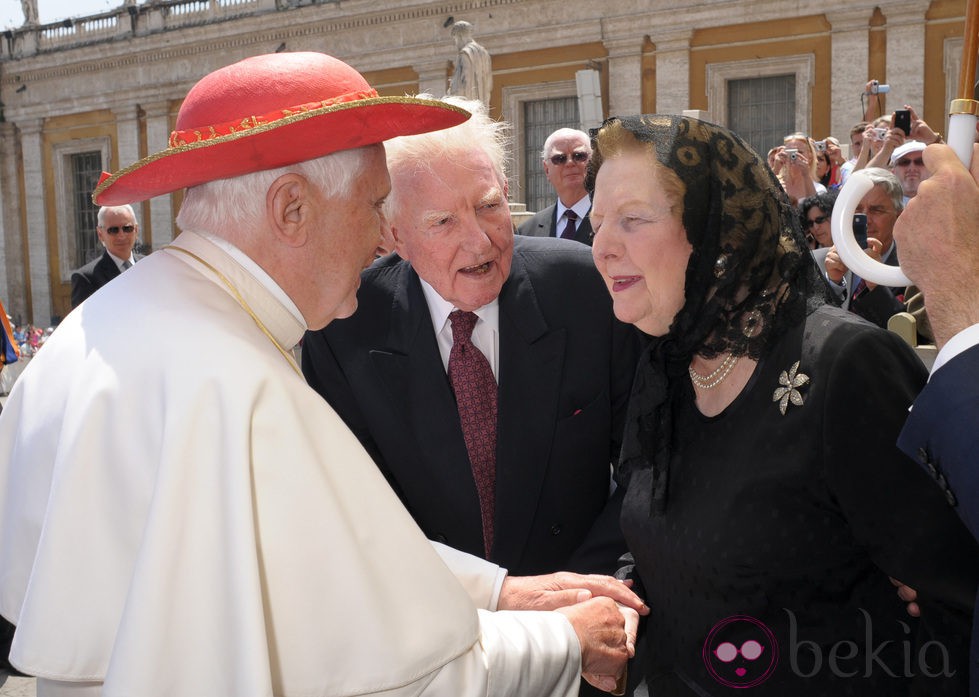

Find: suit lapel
493;252;566;565
368;263;485;552
95;252;121;286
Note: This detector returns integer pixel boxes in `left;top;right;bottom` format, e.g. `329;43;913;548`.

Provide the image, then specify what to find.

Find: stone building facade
0;0;971;325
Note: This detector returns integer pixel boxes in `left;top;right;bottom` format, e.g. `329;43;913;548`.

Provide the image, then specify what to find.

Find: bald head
541;128;591;207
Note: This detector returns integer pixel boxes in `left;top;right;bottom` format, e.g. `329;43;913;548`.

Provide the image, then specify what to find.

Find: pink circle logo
702;615;779;688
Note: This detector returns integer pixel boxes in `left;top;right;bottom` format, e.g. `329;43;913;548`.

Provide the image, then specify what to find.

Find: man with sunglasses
891;140;930;205
70;204;143;308
518;128;594;245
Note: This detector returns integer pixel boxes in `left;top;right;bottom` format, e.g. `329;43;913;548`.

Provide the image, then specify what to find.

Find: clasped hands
499;572;648;693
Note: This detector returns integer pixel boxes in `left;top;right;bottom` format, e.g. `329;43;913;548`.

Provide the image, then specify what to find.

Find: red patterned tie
448;310;497;557
560;209;578;239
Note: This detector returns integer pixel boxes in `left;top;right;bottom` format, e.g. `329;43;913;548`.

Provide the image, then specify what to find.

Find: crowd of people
765;79;949;341
0;55;977;697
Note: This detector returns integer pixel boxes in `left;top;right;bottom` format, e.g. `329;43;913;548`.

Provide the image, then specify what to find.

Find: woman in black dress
587;114;978;696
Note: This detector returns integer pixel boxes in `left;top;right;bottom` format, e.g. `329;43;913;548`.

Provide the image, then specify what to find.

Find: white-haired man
518;127;594;245
70;204;142;308
0;53;641;697
818;167;907;327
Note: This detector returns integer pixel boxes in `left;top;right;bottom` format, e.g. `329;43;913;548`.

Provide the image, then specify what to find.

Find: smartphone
894;109;912;136
853;214;868;249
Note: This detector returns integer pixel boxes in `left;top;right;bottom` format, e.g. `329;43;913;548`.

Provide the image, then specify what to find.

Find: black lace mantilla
588;115;827;515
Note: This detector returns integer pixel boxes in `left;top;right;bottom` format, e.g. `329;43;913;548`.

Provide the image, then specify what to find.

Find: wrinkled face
391;149;513;312
543;132;591;204
591;152;692;336
855;184;899;251
893;151;929;198
306;144;390;329
804;207;833;248
97;208;138;260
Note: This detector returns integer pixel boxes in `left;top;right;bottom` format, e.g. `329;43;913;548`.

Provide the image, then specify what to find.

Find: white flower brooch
773;360;810;415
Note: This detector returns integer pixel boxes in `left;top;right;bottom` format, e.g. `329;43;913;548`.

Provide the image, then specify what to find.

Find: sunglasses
549;151;589;166
104;224;136;234
895;157;924;167
802;214;829;229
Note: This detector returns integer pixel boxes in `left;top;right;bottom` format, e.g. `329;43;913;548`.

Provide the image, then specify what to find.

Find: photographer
776;133;824;204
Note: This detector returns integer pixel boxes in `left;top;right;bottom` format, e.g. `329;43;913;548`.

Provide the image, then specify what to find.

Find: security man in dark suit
517;127;595;245
303;99;636;583
71;204;142;308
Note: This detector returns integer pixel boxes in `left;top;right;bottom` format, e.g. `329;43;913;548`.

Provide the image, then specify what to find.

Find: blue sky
2;0;120;28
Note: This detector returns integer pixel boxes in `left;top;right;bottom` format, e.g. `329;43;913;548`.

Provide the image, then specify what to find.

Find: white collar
556;193;591;224
194;231;306;330
418;276;499;334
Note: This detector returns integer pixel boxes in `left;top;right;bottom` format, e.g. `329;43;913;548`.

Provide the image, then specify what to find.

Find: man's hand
893;143;979;347
889;577;921;618
557;597;638;693
906;105;940;144
499;571;649;614
824;246;849;284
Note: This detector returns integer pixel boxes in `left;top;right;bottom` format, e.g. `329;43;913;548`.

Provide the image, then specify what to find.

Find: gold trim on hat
92;95;469;201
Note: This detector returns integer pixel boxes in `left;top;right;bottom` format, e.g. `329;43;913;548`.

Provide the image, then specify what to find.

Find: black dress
623;306;979;696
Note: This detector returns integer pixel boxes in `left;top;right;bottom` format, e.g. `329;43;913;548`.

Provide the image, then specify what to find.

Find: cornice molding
1;0;522;85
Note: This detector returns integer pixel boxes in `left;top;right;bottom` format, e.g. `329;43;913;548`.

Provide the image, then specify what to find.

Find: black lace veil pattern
588;115;826;514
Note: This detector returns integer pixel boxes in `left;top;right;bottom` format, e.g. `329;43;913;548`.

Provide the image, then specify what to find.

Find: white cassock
0;231;581;697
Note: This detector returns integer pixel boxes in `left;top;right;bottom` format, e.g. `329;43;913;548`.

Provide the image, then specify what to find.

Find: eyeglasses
549;151;589;166
802;214;829;229
895;157;924;167
104;224;136;234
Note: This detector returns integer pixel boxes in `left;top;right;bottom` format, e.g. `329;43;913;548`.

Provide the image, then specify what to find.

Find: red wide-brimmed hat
94;52;470;205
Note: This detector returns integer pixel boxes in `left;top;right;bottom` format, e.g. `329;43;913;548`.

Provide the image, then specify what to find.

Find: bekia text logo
703;615;779;688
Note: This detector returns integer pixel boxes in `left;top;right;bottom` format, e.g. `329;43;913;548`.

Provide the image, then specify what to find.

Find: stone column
604;36;644;117
113;104;141;185
18;118;52;326
654;32;693;116
826;8;872;141
0;123;13;298
414;60;450;98
144;101;175;246
883;2;929;114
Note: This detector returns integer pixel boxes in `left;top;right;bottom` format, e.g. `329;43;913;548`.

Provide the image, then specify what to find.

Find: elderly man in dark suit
303;99;636;583
815;167;906;326
517;127;595;245
70;204;142;308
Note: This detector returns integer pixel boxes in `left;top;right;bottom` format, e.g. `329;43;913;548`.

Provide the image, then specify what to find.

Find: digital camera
785;148;799;161
813;140;827;152
870;80;890;95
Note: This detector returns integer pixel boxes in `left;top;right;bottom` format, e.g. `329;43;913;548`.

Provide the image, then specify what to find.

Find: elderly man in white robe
0;52;643;697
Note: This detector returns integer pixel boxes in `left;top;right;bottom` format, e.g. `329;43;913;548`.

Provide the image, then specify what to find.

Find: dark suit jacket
517;202;594;246
302;236;637;576
812;244;905;327
70;250;141;309
898;342;979;696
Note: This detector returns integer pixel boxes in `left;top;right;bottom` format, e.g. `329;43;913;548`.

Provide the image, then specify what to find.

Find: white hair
175;147;370;234
860;167;905;215
540;128;591;159
382;94;509;224
97;204;137;227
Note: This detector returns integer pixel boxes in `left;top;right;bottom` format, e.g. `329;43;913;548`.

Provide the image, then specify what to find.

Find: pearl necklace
688;353;740;390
